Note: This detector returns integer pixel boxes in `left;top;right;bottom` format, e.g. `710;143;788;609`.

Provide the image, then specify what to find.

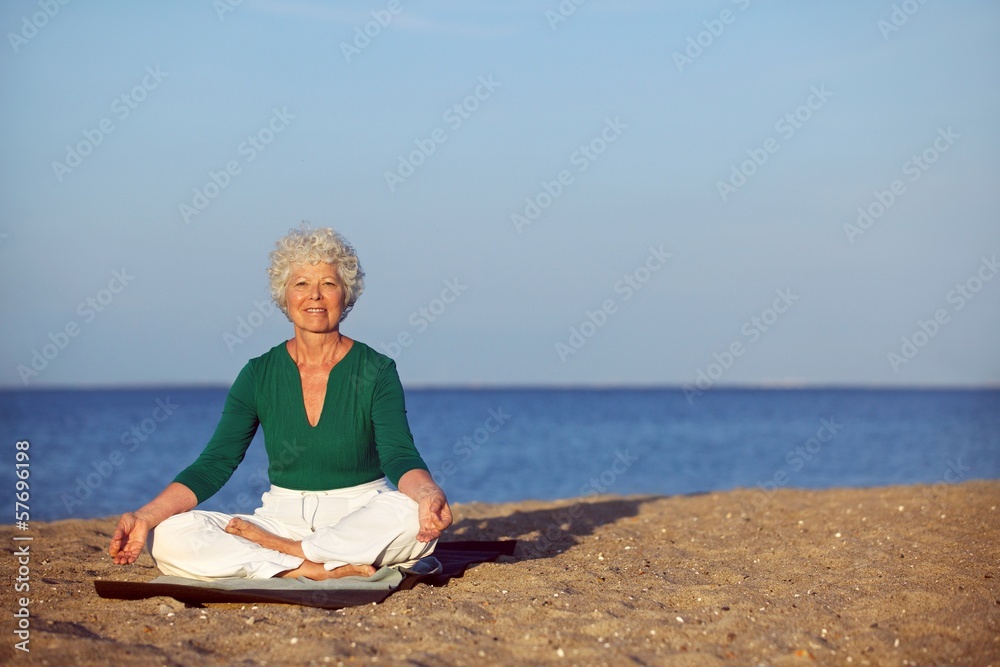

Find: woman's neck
288;330;345;367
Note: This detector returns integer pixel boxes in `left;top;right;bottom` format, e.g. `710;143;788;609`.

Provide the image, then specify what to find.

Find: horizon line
3;381;999;392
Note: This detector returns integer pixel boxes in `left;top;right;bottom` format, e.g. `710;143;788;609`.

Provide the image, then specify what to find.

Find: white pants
148;478;435;581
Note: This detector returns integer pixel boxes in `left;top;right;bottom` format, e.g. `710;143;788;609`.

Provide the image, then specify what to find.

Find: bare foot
279;561;377;580
225;517;305;558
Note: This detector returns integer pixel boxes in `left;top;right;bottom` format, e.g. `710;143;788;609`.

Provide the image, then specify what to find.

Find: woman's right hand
109;511;151;564
107;483;198;564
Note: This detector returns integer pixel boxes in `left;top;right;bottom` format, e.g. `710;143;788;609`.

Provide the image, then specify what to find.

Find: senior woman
108;226;451;580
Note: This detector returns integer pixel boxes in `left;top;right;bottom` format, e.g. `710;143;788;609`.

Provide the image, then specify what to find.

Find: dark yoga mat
94;540;517;610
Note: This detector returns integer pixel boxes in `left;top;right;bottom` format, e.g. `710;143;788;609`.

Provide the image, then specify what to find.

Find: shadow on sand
444;496;663;564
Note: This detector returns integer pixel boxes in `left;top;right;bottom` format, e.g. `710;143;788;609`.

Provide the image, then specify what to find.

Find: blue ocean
1;387;998;522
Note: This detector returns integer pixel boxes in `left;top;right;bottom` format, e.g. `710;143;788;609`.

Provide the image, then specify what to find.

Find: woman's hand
397;469;453;542
108;482;198;564
108;511;151;564
416;489;453;542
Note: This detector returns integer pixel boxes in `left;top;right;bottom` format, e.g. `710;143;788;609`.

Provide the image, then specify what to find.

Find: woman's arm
397;469;453;542
172;362;260;502
368;357;452;541
109;361;261;564
108;482;198;564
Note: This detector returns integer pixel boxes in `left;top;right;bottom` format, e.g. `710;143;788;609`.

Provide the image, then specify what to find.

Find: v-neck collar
283;339;357;429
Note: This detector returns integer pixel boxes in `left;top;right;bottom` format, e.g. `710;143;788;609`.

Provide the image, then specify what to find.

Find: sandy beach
2;480;997;666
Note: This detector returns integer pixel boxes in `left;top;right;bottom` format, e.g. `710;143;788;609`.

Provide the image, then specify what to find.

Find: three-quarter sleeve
173;361;260;503
370;357;428;486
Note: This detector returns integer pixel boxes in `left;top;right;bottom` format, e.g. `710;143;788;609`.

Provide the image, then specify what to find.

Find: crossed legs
148;483;434;581
224;517;375;579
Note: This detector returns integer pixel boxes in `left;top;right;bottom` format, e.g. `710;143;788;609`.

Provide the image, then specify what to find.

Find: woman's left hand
416;489;453;542
398;469;453;542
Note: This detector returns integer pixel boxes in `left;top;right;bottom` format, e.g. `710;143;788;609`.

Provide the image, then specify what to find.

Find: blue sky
1;0;998;388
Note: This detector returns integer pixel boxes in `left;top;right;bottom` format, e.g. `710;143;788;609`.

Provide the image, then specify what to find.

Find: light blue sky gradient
1;0;998;388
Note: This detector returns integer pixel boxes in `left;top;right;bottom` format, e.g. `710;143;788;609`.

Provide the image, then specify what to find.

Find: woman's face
284;262;345;334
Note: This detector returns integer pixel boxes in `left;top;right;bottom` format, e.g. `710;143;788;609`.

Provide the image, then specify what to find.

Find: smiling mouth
305;308;327;313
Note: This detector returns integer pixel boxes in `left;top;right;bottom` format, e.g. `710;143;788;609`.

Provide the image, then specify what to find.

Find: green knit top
173;340;428;503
